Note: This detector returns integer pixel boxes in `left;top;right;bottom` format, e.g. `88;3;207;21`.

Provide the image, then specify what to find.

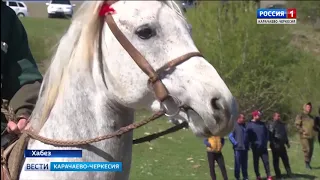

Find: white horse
20;1;237;180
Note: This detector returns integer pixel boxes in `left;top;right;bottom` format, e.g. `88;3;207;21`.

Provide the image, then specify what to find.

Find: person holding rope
1;1;42;146
295;102;315;169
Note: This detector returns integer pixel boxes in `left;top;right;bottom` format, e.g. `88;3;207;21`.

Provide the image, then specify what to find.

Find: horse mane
30;1;184;130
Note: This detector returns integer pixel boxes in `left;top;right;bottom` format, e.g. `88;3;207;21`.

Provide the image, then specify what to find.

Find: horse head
99;1;238;137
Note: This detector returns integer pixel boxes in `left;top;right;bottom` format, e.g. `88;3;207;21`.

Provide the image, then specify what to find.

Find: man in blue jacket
229;113;249;180
247;110;273;180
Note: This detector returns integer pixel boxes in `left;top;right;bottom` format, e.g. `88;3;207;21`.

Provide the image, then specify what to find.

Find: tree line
186;1;320;134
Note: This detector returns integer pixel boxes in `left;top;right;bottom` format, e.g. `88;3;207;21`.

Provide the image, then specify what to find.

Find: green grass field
23;18;70;66
131;111;320;180
19;16;320;179
23;2;83;18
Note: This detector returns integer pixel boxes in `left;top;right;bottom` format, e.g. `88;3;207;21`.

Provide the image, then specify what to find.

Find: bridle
0;1;204;148
104;10;203;117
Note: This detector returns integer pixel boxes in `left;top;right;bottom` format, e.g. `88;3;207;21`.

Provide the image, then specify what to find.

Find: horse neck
28;59;135;157
23;59;134;180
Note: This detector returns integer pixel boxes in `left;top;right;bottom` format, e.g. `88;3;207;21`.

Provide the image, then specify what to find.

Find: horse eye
135;25;156;40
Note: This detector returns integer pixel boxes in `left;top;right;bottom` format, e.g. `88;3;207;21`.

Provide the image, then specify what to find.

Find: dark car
266;4;286;9
181;0;198;13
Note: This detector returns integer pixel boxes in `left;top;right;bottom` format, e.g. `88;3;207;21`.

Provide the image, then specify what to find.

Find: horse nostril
210;97;220;110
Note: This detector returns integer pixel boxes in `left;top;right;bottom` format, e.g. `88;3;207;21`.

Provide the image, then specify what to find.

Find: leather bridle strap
105;14;203;102
156;52;203;74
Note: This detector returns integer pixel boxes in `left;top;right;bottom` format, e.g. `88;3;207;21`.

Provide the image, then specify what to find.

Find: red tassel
99;3;116;16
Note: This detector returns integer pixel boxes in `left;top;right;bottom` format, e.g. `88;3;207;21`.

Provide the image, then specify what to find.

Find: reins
1;99;188;146
2;99;189;147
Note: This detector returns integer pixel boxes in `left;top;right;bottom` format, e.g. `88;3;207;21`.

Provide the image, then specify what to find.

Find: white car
6;1;29;17
46;0;76;18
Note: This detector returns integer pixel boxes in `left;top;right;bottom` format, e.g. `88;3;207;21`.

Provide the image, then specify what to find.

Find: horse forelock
29;0;184;130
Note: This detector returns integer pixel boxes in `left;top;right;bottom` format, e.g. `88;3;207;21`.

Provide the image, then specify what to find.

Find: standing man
229;113;249;180
1;1;42;144
269;112;292;179
204;136;228;180
295;102;315;169
247;110;273;180
314;106;320;145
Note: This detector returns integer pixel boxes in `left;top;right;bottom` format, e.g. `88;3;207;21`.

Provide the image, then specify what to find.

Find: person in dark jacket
229;113;249;180
1;1;42;146
247;110;273;180
269;112;292;179
314;106;320;145
204;136;228;180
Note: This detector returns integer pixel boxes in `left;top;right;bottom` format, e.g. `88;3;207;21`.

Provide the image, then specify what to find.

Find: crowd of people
204;102;320;180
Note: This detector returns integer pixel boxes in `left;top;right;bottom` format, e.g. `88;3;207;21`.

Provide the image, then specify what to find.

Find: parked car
6;1;29;17
46;0;76;18
181;0;198;13
266;4;286;9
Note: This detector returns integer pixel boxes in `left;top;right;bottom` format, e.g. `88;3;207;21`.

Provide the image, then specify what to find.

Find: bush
186;1;320;133
288;1;320;30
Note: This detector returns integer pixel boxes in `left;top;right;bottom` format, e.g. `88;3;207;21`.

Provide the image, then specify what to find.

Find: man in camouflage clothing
1;1;42;146
295;102;315;169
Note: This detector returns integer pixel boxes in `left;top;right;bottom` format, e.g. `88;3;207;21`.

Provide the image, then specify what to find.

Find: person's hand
7;118;30;134
234;142;238;147
303;131;308;136
206;142;211;148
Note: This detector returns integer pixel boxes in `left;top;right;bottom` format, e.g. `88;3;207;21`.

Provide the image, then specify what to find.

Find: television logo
25;163;50;171
256;8;297;24
24;162;123;172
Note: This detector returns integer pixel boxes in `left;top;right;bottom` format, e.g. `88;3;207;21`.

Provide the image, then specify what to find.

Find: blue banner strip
24;150;82;158
257;9;287;19
50;162;123;172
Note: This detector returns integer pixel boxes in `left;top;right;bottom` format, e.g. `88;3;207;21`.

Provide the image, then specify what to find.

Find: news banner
24;150;122;172
257;8;297;25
